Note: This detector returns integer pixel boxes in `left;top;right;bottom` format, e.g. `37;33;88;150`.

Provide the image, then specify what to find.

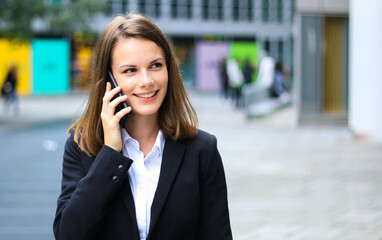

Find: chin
132;107;161;117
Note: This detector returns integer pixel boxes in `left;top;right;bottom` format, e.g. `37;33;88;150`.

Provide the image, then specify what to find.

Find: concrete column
255;0;262;21
284;0;291;22
270;39;278;60
283;37;292;66
128;0;139;12
269;0;277;22
161;0;170;20
193;0;202;20
111;0;122;14
224;0;232;21
349;0;382;142
257;37;264;52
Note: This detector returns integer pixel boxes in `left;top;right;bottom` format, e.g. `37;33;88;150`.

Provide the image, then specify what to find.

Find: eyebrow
119;64;136;69
119;58;164;69
150;58;164;64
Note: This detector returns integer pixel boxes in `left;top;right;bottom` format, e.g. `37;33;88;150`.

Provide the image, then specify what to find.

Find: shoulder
180;129;217;149
179;130;224;177
64;130;89;160
178;129;219;163
64;131;81;157
66;130;79;149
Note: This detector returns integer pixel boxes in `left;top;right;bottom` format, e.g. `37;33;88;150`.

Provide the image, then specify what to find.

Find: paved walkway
0;94;88;133
1;91;382;240
192;93;382;240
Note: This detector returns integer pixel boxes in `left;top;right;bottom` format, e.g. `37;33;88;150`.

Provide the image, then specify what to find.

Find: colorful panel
195;41;229;91
230;42;259;83
0;39;31;96
32;39;69;95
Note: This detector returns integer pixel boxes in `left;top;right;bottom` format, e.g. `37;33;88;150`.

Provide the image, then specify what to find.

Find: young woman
54;13;232;240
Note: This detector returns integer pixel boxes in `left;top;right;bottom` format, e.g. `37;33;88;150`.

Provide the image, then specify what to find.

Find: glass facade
202;0;223;20
171;0;192;19
104;0;292;23
138;0;161;17
99;0;294;89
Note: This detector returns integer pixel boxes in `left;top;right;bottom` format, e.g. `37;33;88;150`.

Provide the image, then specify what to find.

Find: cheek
119;81;135;95
161;70;169;89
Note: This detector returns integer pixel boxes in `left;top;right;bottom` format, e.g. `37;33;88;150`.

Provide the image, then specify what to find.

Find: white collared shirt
121;129;165;240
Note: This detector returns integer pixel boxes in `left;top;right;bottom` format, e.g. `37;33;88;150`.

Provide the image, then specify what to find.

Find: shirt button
118;165;124;172
112;176;119;183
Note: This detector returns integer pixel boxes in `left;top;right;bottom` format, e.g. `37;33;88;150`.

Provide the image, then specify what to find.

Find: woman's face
110;37;168;119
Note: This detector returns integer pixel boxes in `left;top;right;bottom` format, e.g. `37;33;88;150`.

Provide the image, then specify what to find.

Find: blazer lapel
147;138;185;239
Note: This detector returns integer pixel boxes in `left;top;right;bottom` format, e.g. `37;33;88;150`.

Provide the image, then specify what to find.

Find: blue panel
32;39;69;95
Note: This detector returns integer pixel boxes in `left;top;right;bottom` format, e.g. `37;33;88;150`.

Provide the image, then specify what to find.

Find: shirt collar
121;128;165;155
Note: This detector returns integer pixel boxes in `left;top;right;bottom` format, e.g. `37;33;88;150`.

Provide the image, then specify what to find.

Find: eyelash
124;68;136;74
151;62;162;69
122;62;163;74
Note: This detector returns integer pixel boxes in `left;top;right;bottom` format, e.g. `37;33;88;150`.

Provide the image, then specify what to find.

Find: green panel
32;39;69;95
229;42;259;83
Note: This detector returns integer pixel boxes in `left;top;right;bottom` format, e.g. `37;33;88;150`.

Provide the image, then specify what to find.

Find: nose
138;70;154;87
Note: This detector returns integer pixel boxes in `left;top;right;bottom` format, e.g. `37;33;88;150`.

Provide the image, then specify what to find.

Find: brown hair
68;13;198;156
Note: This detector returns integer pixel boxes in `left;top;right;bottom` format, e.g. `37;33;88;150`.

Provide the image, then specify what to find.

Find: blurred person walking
226;58;244;107
243;59;255;85
1;64;19;115
219;57;229;99
270;61;290;103
256;52;275;89
53;13;232;240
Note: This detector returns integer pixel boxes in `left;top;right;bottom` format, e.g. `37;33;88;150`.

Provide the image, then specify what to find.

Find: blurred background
0;0;381;239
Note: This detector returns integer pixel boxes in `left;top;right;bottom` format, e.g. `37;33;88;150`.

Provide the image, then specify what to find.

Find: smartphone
108;69;130;128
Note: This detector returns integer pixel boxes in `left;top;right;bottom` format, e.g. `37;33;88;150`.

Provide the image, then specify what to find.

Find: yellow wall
323;18;343;113
0;39;31;96
77;46;92;89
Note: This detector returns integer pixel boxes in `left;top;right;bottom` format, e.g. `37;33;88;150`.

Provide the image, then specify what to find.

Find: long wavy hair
68;13;198;157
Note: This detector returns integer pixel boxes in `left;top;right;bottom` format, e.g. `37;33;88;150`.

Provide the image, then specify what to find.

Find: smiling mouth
134;90;158;98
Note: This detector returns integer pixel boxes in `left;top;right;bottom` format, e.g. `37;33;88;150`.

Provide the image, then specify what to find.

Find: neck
125;113;160;156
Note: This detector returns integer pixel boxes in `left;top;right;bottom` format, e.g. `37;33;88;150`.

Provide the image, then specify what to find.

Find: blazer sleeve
53;133;133;240
198;134;233;240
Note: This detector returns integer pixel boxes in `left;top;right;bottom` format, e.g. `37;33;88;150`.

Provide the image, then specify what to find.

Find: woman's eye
124;68;136;74
151;63;162;69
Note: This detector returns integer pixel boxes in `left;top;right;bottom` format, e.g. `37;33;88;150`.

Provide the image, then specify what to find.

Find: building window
171;0;192;19
121;0;128;13
202;0;224;20
291;0;295;23
264;39;270;54
139;0;161;18
248;0;253;21
106;0;129;15
232;0;253;21
218;0;224;20
106;0;112;15
202;0;209;19
277;0;283;22
278;39;283;62
262;0;269;22
171;0;177;18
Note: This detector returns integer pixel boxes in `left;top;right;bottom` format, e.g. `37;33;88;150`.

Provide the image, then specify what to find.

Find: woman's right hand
101;82;132;152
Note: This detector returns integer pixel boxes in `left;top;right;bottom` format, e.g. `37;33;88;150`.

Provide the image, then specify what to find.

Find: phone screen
108;70;130;128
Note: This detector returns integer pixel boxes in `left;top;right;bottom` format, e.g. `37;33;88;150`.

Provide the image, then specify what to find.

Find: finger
115;106;132;119
102;83;120;114
103;85;121;102
109;95;128;109
105;82;111;92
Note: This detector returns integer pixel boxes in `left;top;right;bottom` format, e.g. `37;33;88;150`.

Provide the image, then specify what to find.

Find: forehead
112;38;164;59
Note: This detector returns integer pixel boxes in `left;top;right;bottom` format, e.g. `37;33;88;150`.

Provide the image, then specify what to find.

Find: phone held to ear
108;69;130;128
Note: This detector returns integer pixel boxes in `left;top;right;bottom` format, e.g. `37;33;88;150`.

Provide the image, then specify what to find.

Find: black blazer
54;130;232;240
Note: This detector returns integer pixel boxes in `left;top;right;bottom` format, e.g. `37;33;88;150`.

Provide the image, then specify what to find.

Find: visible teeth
136;92;156;98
